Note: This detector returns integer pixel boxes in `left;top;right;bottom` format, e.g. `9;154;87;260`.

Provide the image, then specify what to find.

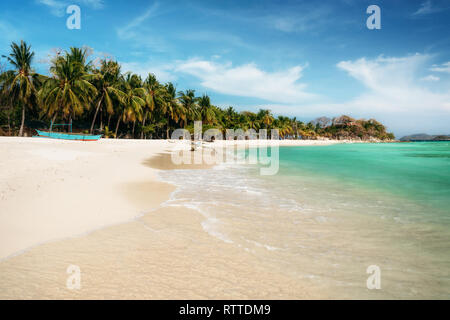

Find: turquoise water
277;142;450;224
160;142;450;298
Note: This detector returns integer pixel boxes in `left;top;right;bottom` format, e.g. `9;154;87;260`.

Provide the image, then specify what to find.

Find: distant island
400;134;450;141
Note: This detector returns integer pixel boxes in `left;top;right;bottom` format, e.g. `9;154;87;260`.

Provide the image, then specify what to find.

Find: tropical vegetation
0;41;395;141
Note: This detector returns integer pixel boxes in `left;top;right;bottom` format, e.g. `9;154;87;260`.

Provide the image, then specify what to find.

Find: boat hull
35;130;102;141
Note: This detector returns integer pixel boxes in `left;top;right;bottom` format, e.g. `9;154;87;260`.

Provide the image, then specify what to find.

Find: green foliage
39;48;97;121
142;124;156;134
103;126;114;138
0;40;395;141
1;40;40;136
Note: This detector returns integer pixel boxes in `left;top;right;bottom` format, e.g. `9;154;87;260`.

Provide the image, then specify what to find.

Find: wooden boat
35;129;102;141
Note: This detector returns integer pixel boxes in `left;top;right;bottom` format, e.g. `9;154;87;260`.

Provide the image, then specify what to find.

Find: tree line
0;41;395;141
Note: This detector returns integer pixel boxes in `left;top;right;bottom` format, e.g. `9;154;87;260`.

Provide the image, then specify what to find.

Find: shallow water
158;142;450;299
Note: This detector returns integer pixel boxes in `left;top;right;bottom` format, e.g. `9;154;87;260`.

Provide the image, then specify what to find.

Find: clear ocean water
158;142;450;299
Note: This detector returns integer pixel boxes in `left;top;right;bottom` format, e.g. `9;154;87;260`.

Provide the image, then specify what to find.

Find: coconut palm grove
0;41;395;141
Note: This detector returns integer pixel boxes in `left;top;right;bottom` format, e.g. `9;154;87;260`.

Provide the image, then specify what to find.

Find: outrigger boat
34;122;102;141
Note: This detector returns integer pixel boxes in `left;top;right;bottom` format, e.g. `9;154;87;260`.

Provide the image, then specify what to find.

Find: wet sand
0;206;321;299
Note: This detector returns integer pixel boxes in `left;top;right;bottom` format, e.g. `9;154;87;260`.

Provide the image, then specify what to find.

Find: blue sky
1;0;450;136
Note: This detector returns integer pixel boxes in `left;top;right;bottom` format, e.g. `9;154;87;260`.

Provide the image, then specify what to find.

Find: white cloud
120;58;316;103
193;2;333;34
237;54;450;136
335;54;450;112
336;54;433;102
413;0;450;15
421;75;440;81
323;54;449;134
114;54;450;136
116;3;159;39
430;61;450;73
414;0;434;15
174;59;316;104
80;0;104;9
115;2;170;52
267;6;333;33
37;0;66;17
121;61;176;83
37;0;104;17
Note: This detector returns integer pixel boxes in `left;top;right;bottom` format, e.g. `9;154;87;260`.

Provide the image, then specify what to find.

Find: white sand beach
0;137;341;299
0;137;175;259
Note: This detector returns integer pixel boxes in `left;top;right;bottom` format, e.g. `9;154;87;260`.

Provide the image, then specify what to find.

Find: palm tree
160;82;179;139
0;70;16;135
198;94;215;124
274;116;292;139
224;106;237;128
173;101;187;129
241;111;260;131
89;60;125;134
178;89;199;126
141;74;163;139
39;49;97;128
257;109;274;129
2;41;40;136
291;117;298;139
114;73;145;138
67;47;92;72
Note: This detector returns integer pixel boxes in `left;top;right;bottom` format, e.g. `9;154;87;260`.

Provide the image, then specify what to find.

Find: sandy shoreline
0;137;176;260
0;137;340;299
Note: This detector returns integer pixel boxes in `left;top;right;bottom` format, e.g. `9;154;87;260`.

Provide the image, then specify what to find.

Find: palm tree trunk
115;114;122;139
132;121;136;138
18;104;25;137
100;111;103;131
90;94;104;134
51;114;57;131
7;99;13;136
166;116;170;139
140;111;148;139
107;114;112;129
7;113;11;136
